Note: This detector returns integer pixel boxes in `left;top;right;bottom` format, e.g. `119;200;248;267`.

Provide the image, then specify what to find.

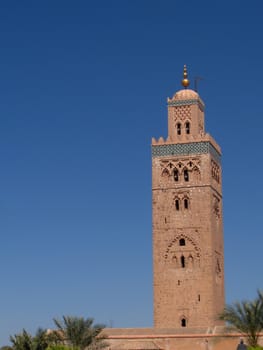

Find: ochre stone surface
105;328;263;350
152;87;224;328
103;77;247;350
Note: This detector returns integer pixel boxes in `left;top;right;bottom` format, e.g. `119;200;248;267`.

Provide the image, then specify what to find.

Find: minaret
152;66;225;329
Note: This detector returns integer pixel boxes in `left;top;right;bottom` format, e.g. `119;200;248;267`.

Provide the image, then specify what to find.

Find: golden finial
181;65;190;88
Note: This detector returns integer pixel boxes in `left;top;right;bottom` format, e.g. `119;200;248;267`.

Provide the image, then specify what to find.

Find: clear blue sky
0;0;263;345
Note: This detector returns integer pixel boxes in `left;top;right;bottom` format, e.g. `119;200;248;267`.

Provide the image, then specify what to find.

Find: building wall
106;328;263;350
152;86;224;328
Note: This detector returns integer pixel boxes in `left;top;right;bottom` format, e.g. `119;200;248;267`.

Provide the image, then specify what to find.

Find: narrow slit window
184;169;189;182
177;123;181;135
181;318;187;327
173;169;179;182
175;199;180;211
184;198;189;209
185;122;190;134
181;255;185;268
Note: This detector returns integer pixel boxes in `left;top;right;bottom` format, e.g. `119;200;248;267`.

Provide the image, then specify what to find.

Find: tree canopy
2;316;107;350
52;316;107;350
220;290;263;347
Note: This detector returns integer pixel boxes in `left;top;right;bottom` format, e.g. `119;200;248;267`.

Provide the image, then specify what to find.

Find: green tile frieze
152;141;221;163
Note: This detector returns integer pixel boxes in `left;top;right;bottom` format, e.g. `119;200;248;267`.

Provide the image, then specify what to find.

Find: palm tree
52;316;107;350
10;329;33;350
10;328;54;350
220;296;263;348
257;289;263;328
33;328;55;350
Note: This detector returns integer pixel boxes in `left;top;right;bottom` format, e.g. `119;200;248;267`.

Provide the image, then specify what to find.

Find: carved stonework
164;231;201;264
211;159;220;183
173;105;191;122
198;118;204;134
213;195;220;219
160;157;201;183
152;72;224;328
215;251;223;284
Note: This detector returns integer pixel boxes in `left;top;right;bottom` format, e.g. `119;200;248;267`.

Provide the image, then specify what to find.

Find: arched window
181;318;187;327
184;198;189;209
184;169;189;182
179;238;185;246
162;168;169;177
177;123;181;135
173;168;179;182
185;121;190;134
181;255;185;268
175;199;180;211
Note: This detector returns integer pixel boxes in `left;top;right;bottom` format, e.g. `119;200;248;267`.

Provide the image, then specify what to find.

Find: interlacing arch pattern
213;195;221;219
211;159;220;183
161;158;201;182
164;233;201;269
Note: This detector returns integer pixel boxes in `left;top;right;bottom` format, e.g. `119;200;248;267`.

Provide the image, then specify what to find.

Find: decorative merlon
152;134;221;154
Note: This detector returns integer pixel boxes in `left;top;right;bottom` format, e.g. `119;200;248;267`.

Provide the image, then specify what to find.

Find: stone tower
152;66;225;329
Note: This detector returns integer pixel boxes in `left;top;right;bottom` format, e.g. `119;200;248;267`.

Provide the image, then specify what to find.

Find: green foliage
4;314;107;350
52;316;107;350
220;290;263;347
248;347;263;350
10;329;33;350
34;329;54;350
46;346;78;350
9;328;54;350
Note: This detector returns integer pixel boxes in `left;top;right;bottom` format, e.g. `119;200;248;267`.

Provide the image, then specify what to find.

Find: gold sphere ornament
181;65;190;88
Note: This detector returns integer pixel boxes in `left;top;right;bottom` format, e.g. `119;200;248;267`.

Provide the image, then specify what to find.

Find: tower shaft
152;69;225;329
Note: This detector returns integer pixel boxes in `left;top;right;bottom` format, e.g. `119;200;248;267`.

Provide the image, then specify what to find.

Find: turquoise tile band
152;141;221;163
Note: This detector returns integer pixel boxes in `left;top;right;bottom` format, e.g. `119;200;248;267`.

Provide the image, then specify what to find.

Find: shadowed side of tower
152;66;225;329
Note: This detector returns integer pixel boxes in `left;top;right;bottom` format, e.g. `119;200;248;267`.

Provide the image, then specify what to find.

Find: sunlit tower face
152;66;225;328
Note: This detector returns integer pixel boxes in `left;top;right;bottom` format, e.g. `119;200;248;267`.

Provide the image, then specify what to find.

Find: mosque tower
152;66;225;329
